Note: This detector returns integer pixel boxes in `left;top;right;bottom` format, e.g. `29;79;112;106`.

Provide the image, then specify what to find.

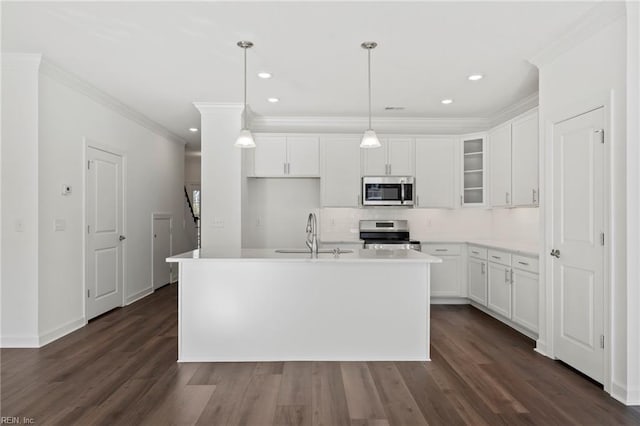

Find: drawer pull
491;255;501;259
435;249;448;252
518;261;529;266
472;250;479;254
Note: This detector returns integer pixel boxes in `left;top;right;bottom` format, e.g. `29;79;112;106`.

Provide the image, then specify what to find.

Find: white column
1;54;41;347
193;103;244;251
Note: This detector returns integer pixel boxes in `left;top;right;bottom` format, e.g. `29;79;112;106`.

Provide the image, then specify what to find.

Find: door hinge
595;129;604;144
600;335;605;349
600;232;605;246
87;289;90;298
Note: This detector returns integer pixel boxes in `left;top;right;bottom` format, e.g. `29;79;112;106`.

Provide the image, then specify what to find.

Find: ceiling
1;1;599;149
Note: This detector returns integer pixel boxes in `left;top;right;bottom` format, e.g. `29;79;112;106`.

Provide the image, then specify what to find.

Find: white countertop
168;248;442;264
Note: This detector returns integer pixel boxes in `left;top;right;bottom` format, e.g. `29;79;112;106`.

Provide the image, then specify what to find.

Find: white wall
538;16;629;401
1;54;41;347
243;178;320;248
185;154;201;184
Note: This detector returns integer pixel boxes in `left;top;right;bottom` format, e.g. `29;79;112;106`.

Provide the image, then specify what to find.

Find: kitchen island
167;248;441;362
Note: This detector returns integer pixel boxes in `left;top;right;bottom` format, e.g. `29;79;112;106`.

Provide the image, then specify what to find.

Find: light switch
212;219;224;228
54;219;66;232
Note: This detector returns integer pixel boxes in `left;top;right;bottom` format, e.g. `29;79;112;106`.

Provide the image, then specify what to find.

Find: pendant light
235;40;256;148
360;41;381;149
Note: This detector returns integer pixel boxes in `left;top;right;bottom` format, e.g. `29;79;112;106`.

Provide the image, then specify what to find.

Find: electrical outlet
212;218;224;228
54;219;66;232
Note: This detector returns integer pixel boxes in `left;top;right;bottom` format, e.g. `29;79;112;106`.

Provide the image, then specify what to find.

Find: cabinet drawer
488;249;511;266
468;245;487;260
512;255;538;273
423;244;462;256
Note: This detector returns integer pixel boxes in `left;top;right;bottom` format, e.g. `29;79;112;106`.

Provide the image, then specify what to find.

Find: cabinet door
321;137;362;207
468;258;487;305
430;256;463;298
387;138;414;175
511;111;539;206
415;138;456;208
287;136;319;176
253;136;287;176
512;268;539;332
362;139;388;175
487;263;512;318
488;124;512;207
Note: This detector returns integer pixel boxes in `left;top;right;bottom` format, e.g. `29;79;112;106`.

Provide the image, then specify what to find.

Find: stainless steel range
359;220;421;251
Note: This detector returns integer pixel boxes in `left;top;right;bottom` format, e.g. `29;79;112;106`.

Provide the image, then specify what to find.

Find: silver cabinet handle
416;195;420;207
460;195;464;205
284;163;287;175
357;194;361;206
510;269;514;283
435;249;448;252
491;255;501;260
518;261;529;266
472;251;479;255
481;262;485;274
388;164;391;175
505;268;510;282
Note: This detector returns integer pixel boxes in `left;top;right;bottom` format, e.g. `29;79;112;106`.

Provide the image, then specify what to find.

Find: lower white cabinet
487;262;512;319
423;244;465;299
468;257;487;305
512;268;539;333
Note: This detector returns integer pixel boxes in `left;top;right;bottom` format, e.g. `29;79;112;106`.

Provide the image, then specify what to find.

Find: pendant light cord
243;46;247;130
367;47;372;130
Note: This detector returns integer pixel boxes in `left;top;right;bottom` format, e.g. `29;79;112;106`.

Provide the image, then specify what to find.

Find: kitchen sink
274;248;354;254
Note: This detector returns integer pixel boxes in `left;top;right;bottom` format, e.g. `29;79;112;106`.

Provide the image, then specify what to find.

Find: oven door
362;177;414;206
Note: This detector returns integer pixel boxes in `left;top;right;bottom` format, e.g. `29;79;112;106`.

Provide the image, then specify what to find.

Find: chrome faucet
305;212;319;255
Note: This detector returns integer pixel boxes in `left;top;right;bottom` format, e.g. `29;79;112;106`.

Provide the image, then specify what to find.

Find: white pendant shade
234;129;256;148
360;129;381;148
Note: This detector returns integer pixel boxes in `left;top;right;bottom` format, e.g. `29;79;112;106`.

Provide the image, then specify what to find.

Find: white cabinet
487;262;512;319
362;138;414;176
511;111;539;206
415;138;457;208
488;124;512;207
252;135;319;177
320;137;362;207
488;109;539;207
423;244;465;299
512;268;539;333
461;135;486;206
468;247;488;305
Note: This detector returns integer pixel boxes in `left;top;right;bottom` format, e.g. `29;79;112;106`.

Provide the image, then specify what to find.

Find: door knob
550;249;560;258
119;235;126;241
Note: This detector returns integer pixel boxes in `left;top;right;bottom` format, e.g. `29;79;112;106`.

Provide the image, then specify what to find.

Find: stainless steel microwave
362;176;414;206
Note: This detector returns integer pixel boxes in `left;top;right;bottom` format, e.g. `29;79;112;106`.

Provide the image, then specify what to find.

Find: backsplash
319;207;539;243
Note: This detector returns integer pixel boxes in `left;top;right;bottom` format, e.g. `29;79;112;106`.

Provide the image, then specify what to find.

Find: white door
552;107;605;383
287;136;319;176
253;136;287;176
387;138;414;175
489;123;512;207
415;138;456;208
362;139;388;175
487;263;512;318
468;258;487;305
153;216;172;289
86;147;124;320
512;111;539;206
320;137;362;207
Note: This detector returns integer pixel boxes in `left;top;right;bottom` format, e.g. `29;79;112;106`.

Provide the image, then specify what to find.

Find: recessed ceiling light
257;72;272;79
267;97;280;103
441;99;454;105
189;127;199;132
468;74;484;81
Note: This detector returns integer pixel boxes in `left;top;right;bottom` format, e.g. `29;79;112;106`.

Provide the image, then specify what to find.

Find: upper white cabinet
320;137;362;207
461;135;486;206
251;135;319;177
362;138;414;176
511;111;539;206
488;109;539;207
415;137;457;208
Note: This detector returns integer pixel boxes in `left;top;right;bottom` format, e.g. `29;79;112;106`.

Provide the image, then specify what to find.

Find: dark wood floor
2;284;639;425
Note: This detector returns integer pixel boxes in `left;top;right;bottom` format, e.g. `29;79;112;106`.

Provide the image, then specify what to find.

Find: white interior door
86;146;124;320
552;107;605;383
153;216;172;289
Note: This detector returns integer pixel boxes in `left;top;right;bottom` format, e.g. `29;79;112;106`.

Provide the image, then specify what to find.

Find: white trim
1;53;42;70
528;2;626;68
151;213;173;290
469;302;538;341
40;59;186;146
38;317;86;347
0;335;40;348
488;93;539;127
125;286;154;306
193;102;244;113
430;298;470;305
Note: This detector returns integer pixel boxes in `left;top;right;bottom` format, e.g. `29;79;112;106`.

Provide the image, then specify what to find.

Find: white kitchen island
167;248;441;362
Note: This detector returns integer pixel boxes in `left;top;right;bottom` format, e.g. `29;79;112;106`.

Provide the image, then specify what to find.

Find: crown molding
528;1;626;68
1;52;42;71
488;92;539;128
39;58;186;146
193;102;244;113
250;115;490;135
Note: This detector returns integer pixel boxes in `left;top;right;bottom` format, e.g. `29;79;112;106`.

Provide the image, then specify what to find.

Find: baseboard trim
469;302;538;340
534;339;552;358
39;317;87;347
430;297;470;305
125;286;153;305
610;381;640;406
0;335;40;348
